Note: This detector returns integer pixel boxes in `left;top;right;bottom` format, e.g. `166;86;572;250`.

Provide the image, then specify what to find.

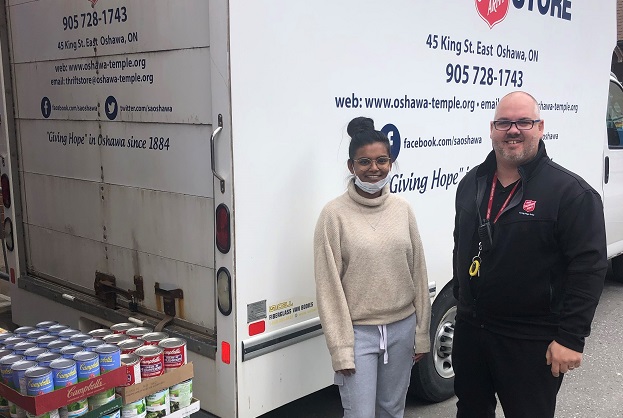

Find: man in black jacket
452;91;607;418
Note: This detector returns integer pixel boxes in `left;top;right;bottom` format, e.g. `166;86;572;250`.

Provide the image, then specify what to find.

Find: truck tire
612;255;623;283
408;285;456;402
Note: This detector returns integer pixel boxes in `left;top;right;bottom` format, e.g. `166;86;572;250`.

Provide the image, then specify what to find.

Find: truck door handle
605;156;609;184
211;114;225;193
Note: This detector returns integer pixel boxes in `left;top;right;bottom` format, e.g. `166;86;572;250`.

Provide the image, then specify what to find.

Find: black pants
453;319;564;418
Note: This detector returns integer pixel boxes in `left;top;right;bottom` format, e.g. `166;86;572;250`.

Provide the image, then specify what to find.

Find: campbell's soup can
159;338;187;371
13;327;35;338
69;334;91;346
47;325;69;336
118;338;144;354
36;335;58;348
0;348;13;359
140;332;169;346
35;352;61;368
81;338;104;352
13;342;36;356
73;351;100;382
60;398;89;418
135;345;164;379
25;330;48;343
57;329;81;341
0;354;24;388
88;388;116;411
120;353;141;386
125;327;153;339
95;344;121;373
10;360;37;394
88;329;113;339
4;337;26;350
145;389;170;417
103;333;130;345
169;379;193;414
49;358;78;389
36;321;59;331
121;398;146;418
110;323;135;334
23;347;48;361
0;333;15;343
25;366;53;396
60;345;83;360
0;396;8;417
48;340;72;354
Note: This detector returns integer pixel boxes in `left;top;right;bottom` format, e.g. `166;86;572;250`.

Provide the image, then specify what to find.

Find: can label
120;354;141;387
0;355;25;388
11;360;38;394
140;333;169;346
145;389;170;418
60;399;89;418
88;388;116;410
73;353;100;382
159;339;187;371
95;345;121;374
135;347;164;379
25;368;54;396
121;398;146;418
118;339;144;355
0;396;9;416
100;409;120;418
9;401;26;418
169;379;193;414
50;359;78;389
110;323;135;334
26;408;60;418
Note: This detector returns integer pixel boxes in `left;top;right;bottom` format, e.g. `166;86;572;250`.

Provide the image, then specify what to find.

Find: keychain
469;243;482;278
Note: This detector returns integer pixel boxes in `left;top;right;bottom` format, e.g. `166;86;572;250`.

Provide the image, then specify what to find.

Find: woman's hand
337;368;356;376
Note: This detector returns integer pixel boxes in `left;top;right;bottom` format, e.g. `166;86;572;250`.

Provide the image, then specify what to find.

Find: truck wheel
612;255;623;283
408;285;456;402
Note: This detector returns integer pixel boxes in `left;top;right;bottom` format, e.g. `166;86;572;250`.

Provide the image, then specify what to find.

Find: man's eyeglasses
352;156;391;167
493;119;541;131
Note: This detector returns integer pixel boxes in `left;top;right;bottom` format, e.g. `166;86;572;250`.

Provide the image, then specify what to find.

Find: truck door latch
94;272;145;311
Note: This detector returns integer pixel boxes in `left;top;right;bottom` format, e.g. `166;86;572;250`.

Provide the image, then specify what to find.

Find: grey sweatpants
335;313;416;418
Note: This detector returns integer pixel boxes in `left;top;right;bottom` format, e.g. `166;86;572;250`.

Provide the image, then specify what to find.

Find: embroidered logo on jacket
522;200;536;213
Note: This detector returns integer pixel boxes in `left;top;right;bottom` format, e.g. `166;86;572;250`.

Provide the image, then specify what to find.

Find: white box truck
0;1;621;417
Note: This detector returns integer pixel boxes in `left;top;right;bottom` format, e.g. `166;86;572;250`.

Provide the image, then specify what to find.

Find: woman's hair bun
347;117;375;137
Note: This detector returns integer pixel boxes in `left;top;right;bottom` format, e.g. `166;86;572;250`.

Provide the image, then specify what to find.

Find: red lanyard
486;173;519;224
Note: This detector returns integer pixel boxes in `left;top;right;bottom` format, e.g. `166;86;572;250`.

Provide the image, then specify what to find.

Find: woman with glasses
314;116;431;418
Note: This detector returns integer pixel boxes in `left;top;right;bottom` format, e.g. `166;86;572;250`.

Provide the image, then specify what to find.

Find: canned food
69;334;91;346
60;398;88;418
0;354;24;388
145;389;170;418
8;401;25;418
118;339;144;355
35;353;61;368
158;338;187;371
13;342;37;356
103;333;130;345
26;330;48;343
81;338;105;352
47;340;72;354
140;332;169;346
13;327;36;338
134;346;164;379
100;409;121;418
57;329;81;341
121;398;146;418
10;360;37;394
88;388;116;410
4;337;26;350
0;332;15;343
59;345;83;360
110;323;135;334
94;344;121;374
47;325;69;336
0;348;13;359
0;396;8;418
49;358;77;389
73;351;100;382
25;366;53;396
169;379;193;414
88;329;113;339
120;353;141;386
36;335;58;348
23;347;48;361
25;409;60;418
125;327;153;339
36;321;59;330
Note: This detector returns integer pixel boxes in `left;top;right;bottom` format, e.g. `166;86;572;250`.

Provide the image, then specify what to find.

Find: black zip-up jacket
452;141;607;352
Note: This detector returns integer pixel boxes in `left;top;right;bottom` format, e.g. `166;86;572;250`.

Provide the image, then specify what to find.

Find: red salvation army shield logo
476;0;509;29
523;200;536;213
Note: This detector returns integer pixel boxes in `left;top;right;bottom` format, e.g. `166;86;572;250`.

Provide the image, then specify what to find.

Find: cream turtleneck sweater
314;180;431;371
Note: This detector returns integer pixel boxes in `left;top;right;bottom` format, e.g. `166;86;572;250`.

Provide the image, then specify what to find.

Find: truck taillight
3;217;13;251
1;174;10;208
217;267;232;316
215;204;230;253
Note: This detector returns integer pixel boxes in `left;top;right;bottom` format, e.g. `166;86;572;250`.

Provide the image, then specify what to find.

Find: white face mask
354;175;391;194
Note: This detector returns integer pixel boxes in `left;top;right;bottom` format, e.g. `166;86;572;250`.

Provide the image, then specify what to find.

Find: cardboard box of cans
0;366;125;415
116;362;193;405
164;397;200;418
